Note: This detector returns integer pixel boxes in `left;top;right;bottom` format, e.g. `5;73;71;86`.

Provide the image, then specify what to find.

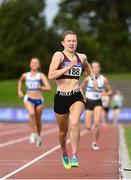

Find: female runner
112;89;124;125
48;30;97;169
81;61;112;150
18;57;51;147
101;91;111;126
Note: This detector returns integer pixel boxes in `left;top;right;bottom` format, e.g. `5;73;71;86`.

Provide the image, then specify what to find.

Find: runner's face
30;59;40;71
91;63;101;75
62;34;77;53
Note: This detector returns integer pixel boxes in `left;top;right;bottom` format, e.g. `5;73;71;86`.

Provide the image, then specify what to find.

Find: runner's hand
68;60;77;69
93;79;98;91
102;91;107;96
18;90;24;98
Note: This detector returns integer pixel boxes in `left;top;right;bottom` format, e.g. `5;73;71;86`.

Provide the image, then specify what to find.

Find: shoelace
63;156;69;164
72;156;78;163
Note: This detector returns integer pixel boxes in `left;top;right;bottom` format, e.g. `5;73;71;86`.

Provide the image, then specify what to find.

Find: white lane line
0;127;57;148
0;128;29;136
0;125;27;133
1;129;87;180
0;124;51;136
119;124;131;179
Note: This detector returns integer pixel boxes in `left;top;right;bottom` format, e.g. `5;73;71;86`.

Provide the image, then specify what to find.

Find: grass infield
124;126;131;161
0;79;56;107
0;73;131;107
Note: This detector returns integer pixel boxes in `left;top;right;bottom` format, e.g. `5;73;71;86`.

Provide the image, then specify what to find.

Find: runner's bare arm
103;77;112;96
18;73;26;98
80;77;89;93
82;54;95;77
82;54;98;89
40;73;51;91
48;52;77;80
80;77;89;102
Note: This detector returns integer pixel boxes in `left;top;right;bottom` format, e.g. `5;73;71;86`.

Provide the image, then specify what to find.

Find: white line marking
0;127;57;148
1;129;87;179
0;125;27;133
0;124;51;136
0;128;28;136
119;124;131;179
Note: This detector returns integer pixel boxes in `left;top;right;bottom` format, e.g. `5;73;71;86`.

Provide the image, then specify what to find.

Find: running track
0;122;119;179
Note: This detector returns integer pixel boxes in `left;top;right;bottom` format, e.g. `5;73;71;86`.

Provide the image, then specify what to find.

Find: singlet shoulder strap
62;51;82;62
100;74;105;81
33;72;40;79
37;72;41;79
88;75;92;81
75;53;80;59
100;74;103;78
61;51;68;60
58;51;66;64
25;72;30;79
62;51;65;56
75;53;83;64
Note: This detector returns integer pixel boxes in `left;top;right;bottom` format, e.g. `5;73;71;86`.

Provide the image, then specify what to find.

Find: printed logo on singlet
26;80;40;89
25;73;41;90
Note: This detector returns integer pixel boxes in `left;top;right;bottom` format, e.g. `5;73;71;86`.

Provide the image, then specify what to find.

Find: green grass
124;126;131;161
80;73;131;80
0;73;131;107
103;73;131;80
0;79;56;107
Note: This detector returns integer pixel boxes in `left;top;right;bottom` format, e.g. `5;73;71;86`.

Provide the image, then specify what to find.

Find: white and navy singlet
25;72;42;91
85;75;105;100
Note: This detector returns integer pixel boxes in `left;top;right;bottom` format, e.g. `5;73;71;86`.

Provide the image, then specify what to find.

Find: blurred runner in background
112;89;124;125
18;57;51;147
101;90;111;128
81;61;112;150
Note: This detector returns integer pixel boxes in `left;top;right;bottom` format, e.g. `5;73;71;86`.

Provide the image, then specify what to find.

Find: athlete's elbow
109;90;113;96
107;91;112;96
48;73;55;80
48;85;52;91
48;75;55;80
48;73;53;80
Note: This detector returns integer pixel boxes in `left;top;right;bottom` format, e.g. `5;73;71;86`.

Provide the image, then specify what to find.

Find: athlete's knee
85;122;91;130
36;120;41;126
70;121;79;129
29;111;35;117
85;124;91;130
94;121;100;129
59;131;67;138
86;127;91;131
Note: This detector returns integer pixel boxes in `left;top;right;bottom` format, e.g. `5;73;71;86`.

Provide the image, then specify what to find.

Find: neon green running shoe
71;155;79;167
62;155;72;170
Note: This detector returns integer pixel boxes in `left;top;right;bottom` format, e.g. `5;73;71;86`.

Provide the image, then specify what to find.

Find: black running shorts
54;89;85;114
103;107;109;112
113;106;120;109
85;99;102;111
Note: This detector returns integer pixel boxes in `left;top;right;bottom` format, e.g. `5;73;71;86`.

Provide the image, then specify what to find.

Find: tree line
0;0;131;79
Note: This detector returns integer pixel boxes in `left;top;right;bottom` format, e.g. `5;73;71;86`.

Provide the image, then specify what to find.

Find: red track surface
0;122;119;179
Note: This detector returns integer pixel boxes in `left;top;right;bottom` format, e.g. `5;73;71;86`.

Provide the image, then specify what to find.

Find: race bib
65;67;82;77
26;81;40;89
